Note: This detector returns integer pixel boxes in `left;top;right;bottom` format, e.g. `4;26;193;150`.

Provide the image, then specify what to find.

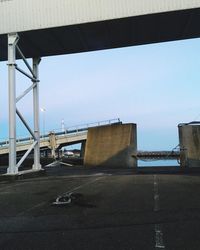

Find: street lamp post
40;108;46;136
61;118;65;132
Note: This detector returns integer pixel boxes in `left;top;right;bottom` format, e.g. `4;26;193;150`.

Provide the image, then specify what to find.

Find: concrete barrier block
84;123;137;168
178;124;200;169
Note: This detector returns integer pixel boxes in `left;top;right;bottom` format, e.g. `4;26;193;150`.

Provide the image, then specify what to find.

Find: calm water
138;159;179;167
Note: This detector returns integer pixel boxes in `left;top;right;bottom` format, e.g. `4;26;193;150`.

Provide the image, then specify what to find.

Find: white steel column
32;58;41;170
6;33;43;175
7;33;19;174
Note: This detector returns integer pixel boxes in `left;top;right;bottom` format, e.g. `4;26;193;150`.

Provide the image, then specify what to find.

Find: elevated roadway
0;119;121;156
0;132;87;156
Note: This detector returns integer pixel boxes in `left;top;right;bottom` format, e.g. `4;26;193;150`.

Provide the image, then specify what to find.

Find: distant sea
138;159;179;167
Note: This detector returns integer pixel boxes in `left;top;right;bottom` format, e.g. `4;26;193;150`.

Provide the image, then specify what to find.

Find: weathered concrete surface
80;141;86;158
178;124;200;169
0;165;200;249
84;124;137;168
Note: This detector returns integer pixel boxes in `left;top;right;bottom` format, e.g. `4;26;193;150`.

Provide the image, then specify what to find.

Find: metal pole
43;110;45;135
40;108;46;136
32;58;41;170
7;33;19;174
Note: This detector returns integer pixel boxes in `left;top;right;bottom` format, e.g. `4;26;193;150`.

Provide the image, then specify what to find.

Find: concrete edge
136;166;200;175
0;168;46;181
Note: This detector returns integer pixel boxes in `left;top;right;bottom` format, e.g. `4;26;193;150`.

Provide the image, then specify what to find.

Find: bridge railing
51;118;121;135
0;118;121;148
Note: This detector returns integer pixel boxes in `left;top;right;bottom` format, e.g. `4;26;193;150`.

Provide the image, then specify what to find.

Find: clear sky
1;37;200;151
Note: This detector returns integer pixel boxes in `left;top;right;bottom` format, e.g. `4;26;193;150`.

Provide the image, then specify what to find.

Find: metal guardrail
137;151;180;159
0;118;121;148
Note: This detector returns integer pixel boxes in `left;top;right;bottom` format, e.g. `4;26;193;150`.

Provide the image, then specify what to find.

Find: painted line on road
61;176;104;195
154;175;160;212
17;201;46;216
60;162;73;167
155;224;165;249
45;161;60;167
17;176;105;217
58;173;112;178
154;175;165;249
0;181;30;192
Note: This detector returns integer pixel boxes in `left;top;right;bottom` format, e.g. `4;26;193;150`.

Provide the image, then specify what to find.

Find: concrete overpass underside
1;7;200;61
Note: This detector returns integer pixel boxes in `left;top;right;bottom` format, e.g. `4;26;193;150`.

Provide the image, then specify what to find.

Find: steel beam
16;45;36;78
16;108;36;140
7;33;19;174
32;58;41;170
17;141;37;169
16;83;36;103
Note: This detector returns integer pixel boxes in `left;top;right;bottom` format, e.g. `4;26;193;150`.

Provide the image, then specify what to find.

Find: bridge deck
0;119;121;155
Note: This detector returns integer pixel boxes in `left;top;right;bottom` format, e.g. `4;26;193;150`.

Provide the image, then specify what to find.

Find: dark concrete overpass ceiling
1;7;200;61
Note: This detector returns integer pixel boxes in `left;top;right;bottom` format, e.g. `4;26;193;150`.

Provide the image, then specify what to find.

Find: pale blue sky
1;37;200;150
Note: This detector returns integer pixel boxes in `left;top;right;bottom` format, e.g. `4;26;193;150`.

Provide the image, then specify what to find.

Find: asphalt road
0;165;200;249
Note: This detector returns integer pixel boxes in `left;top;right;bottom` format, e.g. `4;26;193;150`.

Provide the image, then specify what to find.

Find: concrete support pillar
45;150;48;158
57;149;60;159
49;132;57;159
80;141;86;158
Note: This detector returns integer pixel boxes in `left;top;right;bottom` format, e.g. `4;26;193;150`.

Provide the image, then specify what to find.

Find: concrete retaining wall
84;123;137;168
178;124;200;168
